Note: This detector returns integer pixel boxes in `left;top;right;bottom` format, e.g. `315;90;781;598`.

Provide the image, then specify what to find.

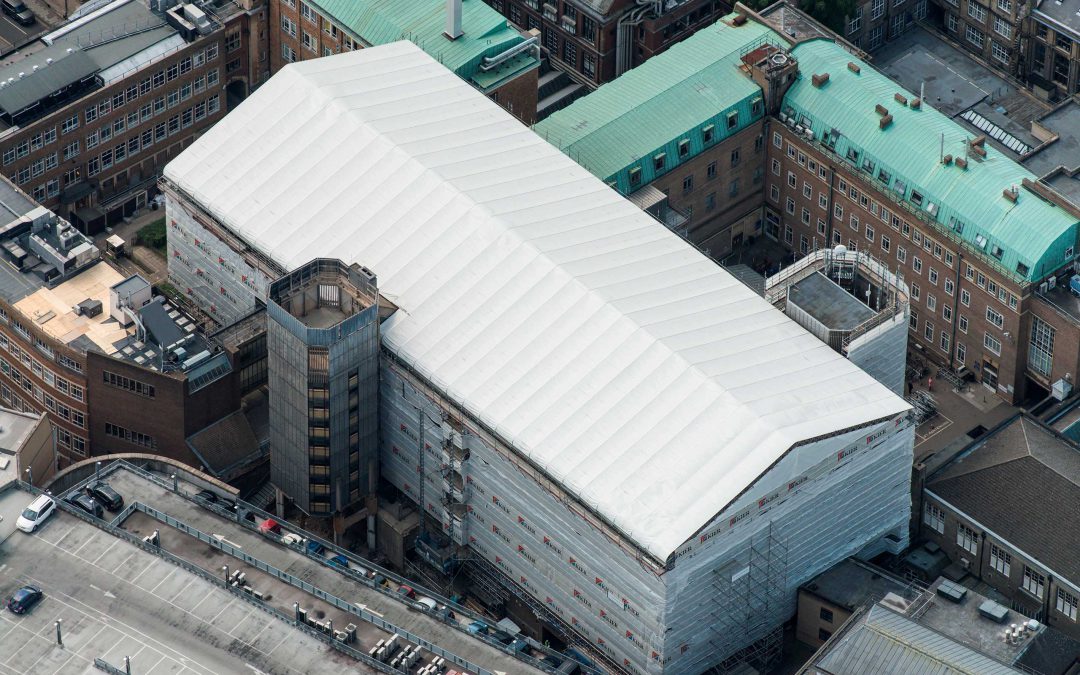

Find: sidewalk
910;366;1017;463
93;207;168;285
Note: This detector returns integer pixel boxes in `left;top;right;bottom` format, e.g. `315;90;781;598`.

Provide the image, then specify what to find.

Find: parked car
6;586;42;614
85;482;123;511
397;584;416;599
66;493;103;518
16;494;55;533
258;518;282;534
1;0;34;25
195;490;218;503
306;540;325;556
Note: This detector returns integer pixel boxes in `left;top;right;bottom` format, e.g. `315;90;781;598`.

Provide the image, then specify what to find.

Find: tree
799;0;859;34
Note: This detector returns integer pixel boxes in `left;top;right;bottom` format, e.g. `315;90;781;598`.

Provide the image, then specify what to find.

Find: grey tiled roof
926;415;1080;584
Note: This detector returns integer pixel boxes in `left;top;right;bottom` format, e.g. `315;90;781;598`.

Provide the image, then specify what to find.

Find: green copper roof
310;0;531;83
784;39;1078;283
534;15;786;191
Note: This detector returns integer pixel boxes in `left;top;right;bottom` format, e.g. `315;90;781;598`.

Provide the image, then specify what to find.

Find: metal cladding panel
267;314;311;513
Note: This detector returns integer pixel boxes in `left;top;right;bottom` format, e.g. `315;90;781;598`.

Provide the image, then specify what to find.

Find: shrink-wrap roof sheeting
163;41;909;559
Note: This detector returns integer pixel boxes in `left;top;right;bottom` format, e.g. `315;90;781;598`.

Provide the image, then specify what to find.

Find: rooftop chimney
445;0;463;40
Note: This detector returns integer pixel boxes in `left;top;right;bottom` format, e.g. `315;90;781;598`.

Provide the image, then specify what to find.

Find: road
0;11;42;54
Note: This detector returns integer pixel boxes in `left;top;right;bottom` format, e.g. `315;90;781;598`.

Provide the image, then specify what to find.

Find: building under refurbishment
765;246;911;395
159;42;915;674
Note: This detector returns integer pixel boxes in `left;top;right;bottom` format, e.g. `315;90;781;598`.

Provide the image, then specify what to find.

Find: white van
16;494;55;533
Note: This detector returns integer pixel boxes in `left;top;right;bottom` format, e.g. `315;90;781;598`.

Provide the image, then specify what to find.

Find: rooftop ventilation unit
978;599;1009;623
936;579;967;603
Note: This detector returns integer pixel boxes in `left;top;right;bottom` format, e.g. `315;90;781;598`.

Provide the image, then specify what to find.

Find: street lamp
24;467;31;490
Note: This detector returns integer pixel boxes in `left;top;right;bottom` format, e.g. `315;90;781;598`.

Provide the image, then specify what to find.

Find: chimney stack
445;0;463;40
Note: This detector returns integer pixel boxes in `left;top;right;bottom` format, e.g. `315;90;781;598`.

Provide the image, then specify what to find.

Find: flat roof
14;261;128;352
784;39;1079;283
1033;0;1080;36
164;41;908;560
307;0;534;84
789;272;875;330
534;14;782;185
802;558;911;612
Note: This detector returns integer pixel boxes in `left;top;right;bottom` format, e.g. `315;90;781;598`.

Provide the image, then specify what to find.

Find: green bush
138;217;167;252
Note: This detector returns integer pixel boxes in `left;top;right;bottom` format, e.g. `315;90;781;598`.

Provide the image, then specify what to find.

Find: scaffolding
464;556;624;675
705;523;788;674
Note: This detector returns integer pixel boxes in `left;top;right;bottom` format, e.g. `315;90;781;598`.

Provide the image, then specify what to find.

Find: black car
195;489;218;503
7;586;42;614
85;482;123;511
66;493;103;518
1;0;34;25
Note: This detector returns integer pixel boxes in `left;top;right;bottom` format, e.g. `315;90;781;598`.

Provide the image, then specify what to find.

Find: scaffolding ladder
704;523;788;674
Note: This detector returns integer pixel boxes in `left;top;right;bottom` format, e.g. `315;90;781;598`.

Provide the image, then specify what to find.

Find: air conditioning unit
1048;275;1057;289
1052;378;1072;401
1039;282;1048;294
778;112;788;123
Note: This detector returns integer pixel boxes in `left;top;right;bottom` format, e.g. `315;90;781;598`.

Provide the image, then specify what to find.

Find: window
984;332;1002;356
967;25;985;48
682;175;693;194
872;0;884;19
678;139;690;159
924;320;934;340
786;197;795;215
769;184;779;203
61;114;79;134
993;16;1011;39
801;208;811;225
282;44;296;63
820;607;834;623
959;315;968;333
968;1;987;21
771;158;780;176
957;342;966;365
911;283;920;301
997;0;1011;10
848;9;861;34
728;179;739;198
730;148;740;167
991;41;1009;63
105;422;156;449
703;125;715;145
956;523;977;554
1057;589;1078;621
897;246;907;263
818;628;832;642
773;132;782;148
929;268;938;285
927;295;937;312
913;257;923;273
865;225;874;243
1023;567;1045;599
943;305;952;322
787;171;796;188
990;543;1011;576
300;2;317;22
986;307;1004;329
726;111;739;130
281;15;297;37
63;140;79;160
302;31;317;52
940;331;950;352
707;162;717;180
924;502;945;533
802;182;812;199
1029;316;1055;377
817;219;827;236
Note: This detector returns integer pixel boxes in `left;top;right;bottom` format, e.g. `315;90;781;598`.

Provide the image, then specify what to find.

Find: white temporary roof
164;41;909;560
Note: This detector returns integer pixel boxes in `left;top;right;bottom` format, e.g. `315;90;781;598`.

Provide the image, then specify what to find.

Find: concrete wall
846;312;909;396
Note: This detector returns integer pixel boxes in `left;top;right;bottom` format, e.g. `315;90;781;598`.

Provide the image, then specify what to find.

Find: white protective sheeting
163;41;909;560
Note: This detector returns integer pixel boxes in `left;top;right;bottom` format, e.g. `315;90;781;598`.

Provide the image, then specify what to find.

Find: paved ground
103;467;542;675
0;487;368;675
94;208;169;286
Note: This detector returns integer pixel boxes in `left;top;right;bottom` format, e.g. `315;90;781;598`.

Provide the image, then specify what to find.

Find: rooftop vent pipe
445;0;462;40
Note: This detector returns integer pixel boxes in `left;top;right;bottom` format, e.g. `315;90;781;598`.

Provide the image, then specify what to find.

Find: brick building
1024;1;1080;100
0;0;263;234
919;414;1080;640
484;0;729;89
929;0;1025;75
267;0;540;123
841;0;927;51
764;35;1080;405
541;3;1080;404
534;14;789;259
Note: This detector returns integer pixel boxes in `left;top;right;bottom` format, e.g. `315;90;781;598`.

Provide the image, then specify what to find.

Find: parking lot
102;467;542;674
0;487;366;675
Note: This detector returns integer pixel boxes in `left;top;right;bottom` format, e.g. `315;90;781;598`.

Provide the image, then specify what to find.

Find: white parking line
69;533;101;558
110;552;139;574
44;526;76;548
130;559;159;585
167;577;197;603
92;541;119;566
226;609;254;638
149;568;179;595
207;598;234;625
